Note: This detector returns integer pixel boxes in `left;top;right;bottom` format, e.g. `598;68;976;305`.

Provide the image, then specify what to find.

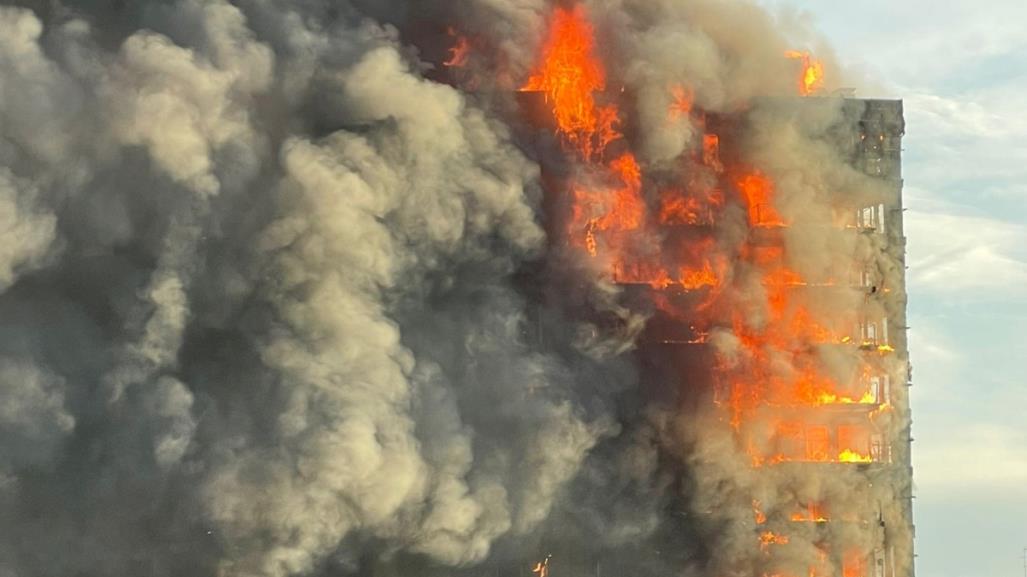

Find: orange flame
444;27;470;67
517;8;891;574
669;84;694;120
838;449;873;463
791;503;828;523
759;531;790;552
753;500;767;525
737;171;786;227
595;154;644;231
703;134;723;172
522;5;619;159
659;194;704;225
815;391;876;405
524;4;631;260
785;51;825;96
568;152;644;255
658;186;723;226
745;420;880;466
525;8;881;488
842;551;867;577
680;261;719;290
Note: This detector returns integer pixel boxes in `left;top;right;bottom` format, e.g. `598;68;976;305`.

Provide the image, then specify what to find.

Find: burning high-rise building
0;2;914;576
509;5;914;577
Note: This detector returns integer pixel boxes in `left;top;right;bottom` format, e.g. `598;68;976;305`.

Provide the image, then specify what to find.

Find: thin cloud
914;423;1027;492
905;209;1027;296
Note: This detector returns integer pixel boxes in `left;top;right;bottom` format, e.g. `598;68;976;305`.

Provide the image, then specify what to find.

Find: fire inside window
864;373;891;405
703;133;723;172
806;426;831;461
857;318;889;348
769;423;883;464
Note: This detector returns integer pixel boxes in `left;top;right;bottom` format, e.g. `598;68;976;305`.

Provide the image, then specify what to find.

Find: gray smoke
0;1;612;575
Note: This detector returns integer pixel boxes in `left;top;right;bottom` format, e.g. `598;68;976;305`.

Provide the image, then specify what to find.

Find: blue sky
760;1;1027;576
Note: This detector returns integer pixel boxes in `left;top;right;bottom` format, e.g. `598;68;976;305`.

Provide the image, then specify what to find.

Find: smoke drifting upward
0;2;911;577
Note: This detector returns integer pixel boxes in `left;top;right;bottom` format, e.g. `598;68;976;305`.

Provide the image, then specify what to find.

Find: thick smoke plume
0;1;910;577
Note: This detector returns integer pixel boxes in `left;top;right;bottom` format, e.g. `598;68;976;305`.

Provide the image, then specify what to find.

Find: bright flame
838;449;873;463
680;261;719;290
595;154;644;231
842;551;867;577
703;134;723;172
738;171;786;227
658;185;723;226
785;50;825;96
791;503;828;523
815;391;877;405
524;3;645;261
517;5;893;575
753;500;767;525
568;152;644;255
521;5;619;159
526;9;884;533
759;531;790;552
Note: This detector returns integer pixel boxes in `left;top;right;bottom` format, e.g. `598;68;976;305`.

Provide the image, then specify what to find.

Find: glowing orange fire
842;551;867;577
521;5;619;159
753;500;768;525
791;503;828;523
524;3;628;256
524;8;881;572
658;185;723;226
595;154;644;231
714;201;885;465
744;419;880;466
703;134;724;172
815;391;876;405
785;50;825;96
444;27;470;67
569;152;644;256
669;84;694;120
680;261;719;290
513;7;903;577
838;449;872;463
759;531;790;552
659;194;705;225
738;171;786;227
